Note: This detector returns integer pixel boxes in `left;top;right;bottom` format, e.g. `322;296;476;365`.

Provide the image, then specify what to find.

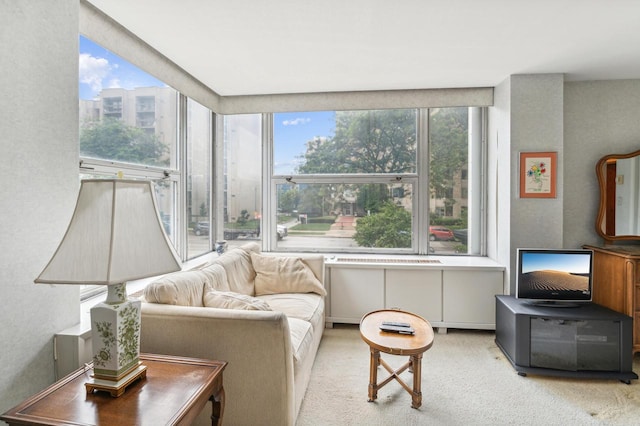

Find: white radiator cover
325;257;506;329
54;324;93;380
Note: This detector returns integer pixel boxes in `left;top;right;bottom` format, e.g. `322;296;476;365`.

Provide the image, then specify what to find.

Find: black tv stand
495;295;637;383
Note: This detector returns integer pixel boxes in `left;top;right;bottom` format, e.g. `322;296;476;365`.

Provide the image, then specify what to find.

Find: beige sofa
139;242;325;426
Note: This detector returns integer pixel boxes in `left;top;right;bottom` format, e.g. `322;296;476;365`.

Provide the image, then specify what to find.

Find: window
186;98;213;258
250;107;485;255
79;34;485;263
78;36;216;297
219;114;262;250
78;36;181;298
269;109;419;253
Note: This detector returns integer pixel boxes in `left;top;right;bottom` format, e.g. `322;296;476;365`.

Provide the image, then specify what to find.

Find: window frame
78;37;218;300
260;107;487;255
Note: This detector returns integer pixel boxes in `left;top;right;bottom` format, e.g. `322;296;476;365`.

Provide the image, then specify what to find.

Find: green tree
296;110;416;216
357;183;390;214
80;118;168;166
237;209;250;225
297;110;416;174
278;186;299;213
429;108;468;214
353;202;412;248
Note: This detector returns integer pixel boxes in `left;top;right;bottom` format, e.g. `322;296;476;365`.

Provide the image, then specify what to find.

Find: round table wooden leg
410;353;423;409
368;348;380;402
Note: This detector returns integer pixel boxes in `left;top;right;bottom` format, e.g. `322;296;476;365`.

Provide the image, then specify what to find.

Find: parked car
453;228;468;244
194;221;209;236
428;226;455;241
277;224;288;240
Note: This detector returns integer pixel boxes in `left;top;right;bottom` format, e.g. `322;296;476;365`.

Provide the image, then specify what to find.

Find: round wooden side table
360;309;434;408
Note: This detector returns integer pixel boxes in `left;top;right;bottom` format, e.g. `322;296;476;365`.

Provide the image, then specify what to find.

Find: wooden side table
360;309;434;409
1;353;227;426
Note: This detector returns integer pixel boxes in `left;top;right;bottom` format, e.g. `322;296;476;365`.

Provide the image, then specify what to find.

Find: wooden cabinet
325;258;505;331
583;245;640;355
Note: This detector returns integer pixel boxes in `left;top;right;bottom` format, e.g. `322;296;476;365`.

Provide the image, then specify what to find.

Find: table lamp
35;179;181;396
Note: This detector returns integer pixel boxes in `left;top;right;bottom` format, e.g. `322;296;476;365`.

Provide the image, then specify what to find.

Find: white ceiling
89;0;640;97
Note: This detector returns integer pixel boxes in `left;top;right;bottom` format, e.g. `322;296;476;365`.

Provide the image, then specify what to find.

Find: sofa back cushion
143;269;213;306
213;244;260;296
199;263;231;292
251;253;327;296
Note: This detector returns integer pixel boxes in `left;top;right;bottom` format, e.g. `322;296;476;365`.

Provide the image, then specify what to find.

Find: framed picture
519;151;557;198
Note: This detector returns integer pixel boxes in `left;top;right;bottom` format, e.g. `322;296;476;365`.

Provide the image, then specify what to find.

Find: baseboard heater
54;324;93;380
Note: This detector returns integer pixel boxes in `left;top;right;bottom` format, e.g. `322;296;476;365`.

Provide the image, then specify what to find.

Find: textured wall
509;74;565;252
0;0;80;413
491;76;640;293
564;80;640;248
490;74;565;293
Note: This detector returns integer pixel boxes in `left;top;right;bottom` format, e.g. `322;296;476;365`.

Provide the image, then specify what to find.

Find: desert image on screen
519;269;589;292
519;252;591;297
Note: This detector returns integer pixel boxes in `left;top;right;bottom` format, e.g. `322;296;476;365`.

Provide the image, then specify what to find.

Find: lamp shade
35;179;181;285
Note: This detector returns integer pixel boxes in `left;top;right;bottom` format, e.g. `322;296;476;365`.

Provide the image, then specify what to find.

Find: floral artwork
527;161;547;189
520;152;556;198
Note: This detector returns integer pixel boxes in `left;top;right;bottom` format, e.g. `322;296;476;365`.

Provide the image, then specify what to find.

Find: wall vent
335;257;441;264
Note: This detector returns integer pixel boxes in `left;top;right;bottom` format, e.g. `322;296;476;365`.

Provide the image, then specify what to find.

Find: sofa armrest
140;303;296;426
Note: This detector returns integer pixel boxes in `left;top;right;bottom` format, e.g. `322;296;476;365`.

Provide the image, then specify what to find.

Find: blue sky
79;36;165;100
521;252;591;274
273;111;335;175
79;36;336;172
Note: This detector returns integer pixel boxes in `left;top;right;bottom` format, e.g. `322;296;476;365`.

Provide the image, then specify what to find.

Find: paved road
188;229;461;254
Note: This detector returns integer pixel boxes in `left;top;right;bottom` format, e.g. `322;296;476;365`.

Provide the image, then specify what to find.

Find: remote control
382;321;411;328
379;324;415;334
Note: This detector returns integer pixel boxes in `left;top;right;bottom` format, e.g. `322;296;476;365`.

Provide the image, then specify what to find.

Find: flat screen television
516;248;593;307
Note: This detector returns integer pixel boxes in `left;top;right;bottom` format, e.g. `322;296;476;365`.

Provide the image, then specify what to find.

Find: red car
429;226;455;241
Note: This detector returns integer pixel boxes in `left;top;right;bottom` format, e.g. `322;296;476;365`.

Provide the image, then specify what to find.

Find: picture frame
519;151;557;198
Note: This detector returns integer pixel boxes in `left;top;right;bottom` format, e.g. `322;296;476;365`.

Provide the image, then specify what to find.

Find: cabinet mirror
596;149;640;243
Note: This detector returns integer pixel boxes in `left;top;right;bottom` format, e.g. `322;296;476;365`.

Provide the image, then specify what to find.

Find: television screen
516;248;593;304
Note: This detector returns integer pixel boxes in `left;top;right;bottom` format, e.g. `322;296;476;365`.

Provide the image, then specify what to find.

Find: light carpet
296;325;640;426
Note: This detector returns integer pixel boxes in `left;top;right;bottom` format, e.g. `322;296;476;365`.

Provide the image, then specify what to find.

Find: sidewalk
326;215;357;237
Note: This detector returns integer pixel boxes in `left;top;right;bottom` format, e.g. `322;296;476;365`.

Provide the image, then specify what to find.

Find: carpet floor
296;325;640;425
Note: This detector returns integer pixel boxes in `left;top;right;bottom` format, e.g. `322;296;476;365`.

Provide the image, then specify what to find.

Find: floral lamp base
85;363;147;397
89;282;144;396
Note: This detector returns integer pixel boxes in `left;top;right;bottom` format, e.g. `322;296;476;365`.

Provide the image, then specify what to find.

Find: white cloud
79;53;111;93
107;78;121;89
282;117;311;126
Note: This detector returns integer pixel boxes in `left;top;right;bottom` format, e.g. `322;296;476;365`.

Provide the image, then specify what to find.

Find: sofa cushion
239;242;262;256
287;317;314;364
251;253;326;296
203;290;272;310
214;248;257;296
143;269;211;306
258;293;324;324
199;262;231;292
